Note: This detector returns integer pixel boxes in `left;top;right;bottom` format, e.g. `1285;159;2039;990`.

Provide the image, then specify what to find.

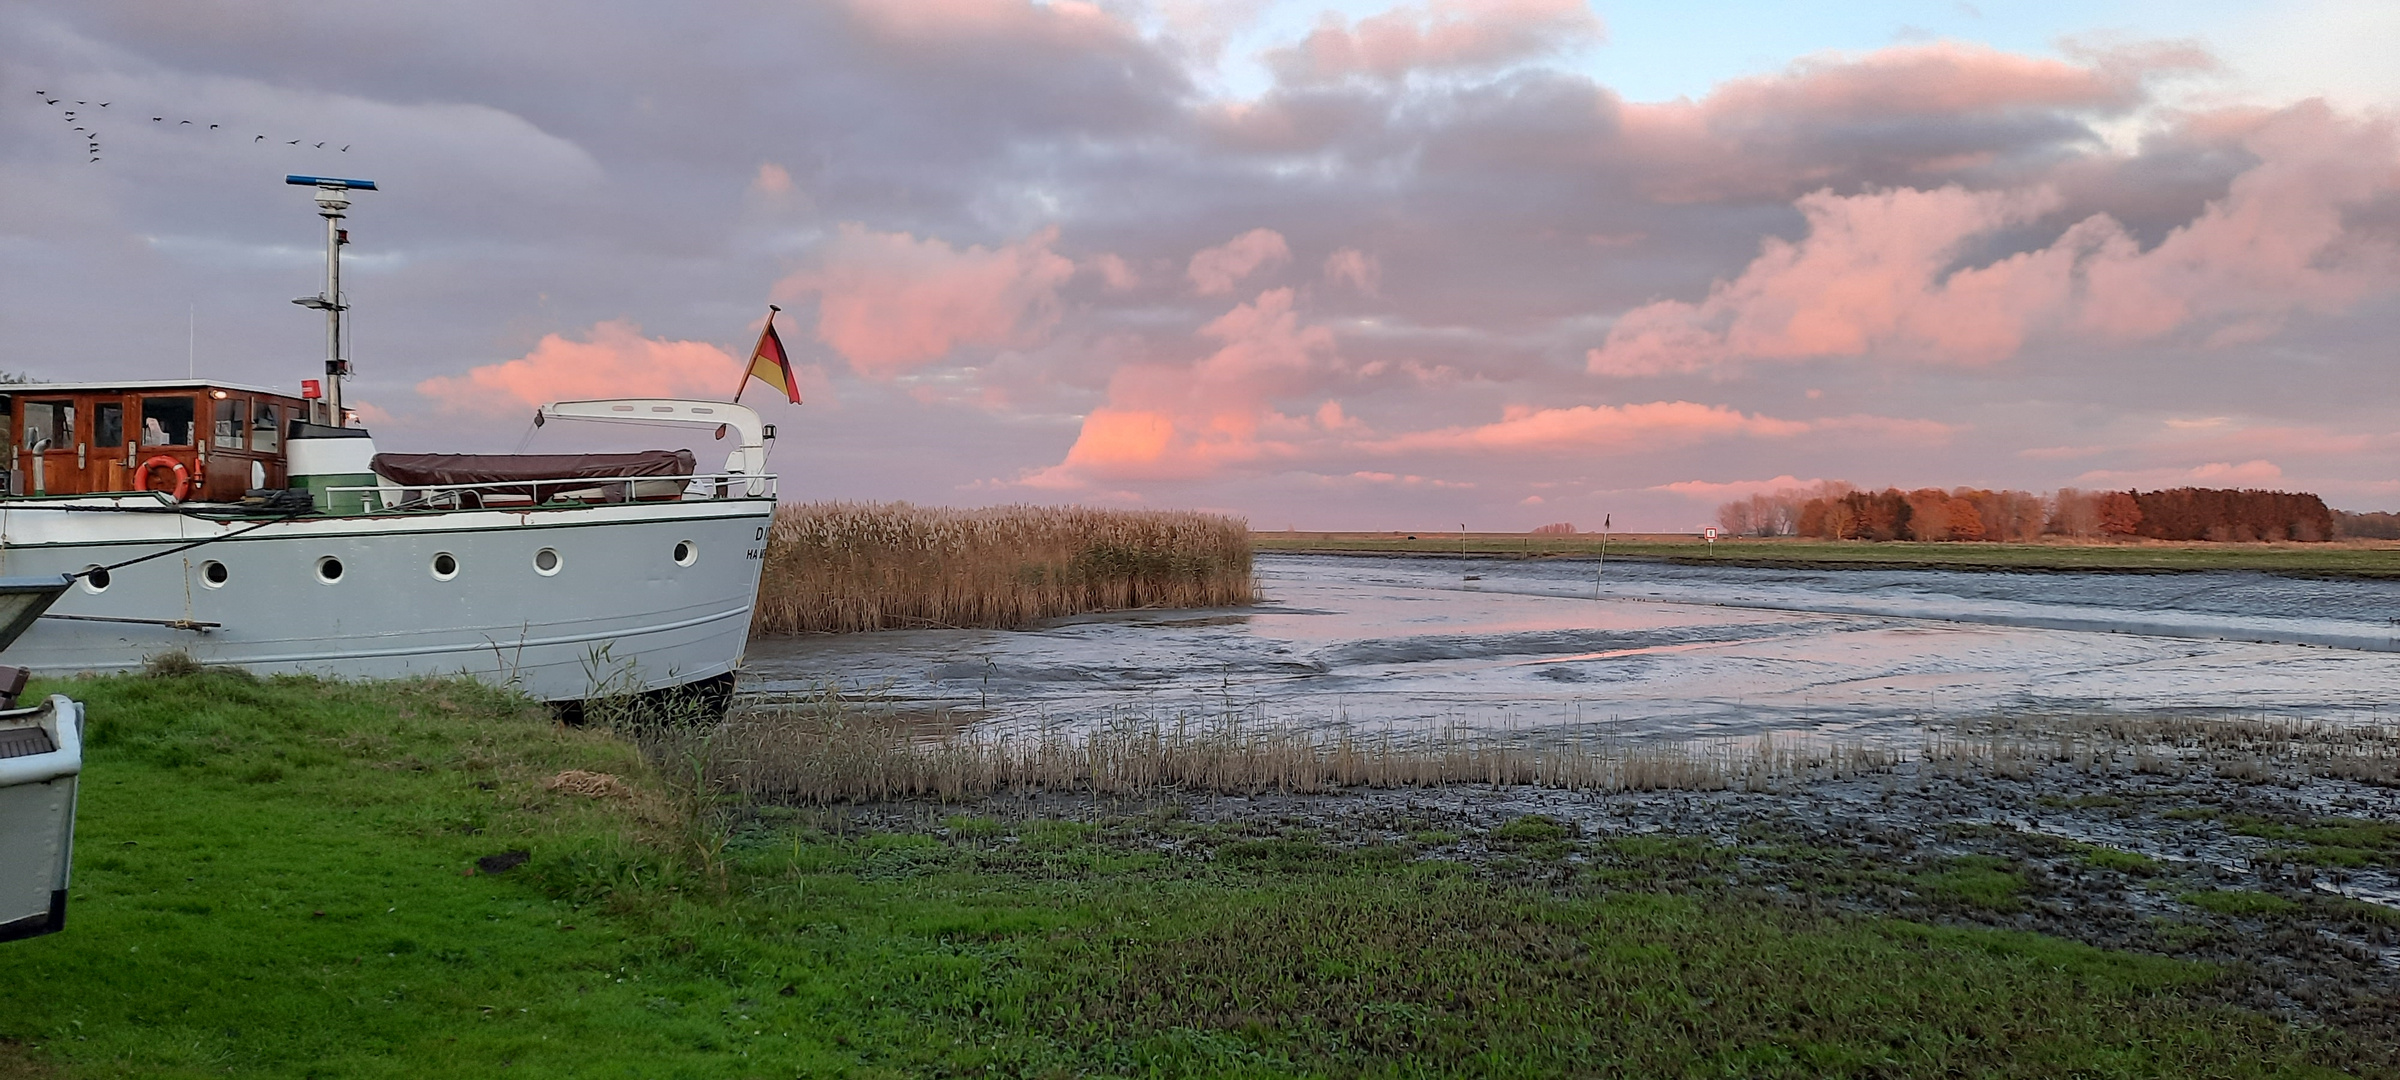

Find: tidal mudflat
744;551;2400;741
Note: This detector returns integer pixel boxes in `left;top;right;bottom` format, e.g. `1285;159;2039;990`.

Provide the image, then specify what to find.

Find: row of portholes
76;541;696;593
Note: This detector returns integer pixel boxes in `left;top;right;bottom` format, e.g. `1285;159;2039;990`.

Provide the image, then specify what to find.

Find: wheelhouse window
95;402;125;449
213;397;248;450
139;396;195;447
22;401;71;450
253;402;281;453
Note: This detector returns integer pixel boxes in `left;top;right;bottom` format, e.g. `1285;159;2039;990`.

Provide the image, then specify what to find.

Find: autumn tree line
1713;482;2384;543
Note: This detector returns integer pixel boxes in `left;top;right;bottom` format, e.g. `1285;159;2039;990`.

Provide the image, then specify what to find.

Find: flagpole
734;304;781;403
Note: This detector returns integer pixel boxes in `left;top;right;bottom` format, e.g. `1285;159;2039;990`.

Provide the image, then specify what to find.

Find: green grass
2182;890;2302;917
2081;846;2162;875
0;671;2362;1077
1915;855;2027;912
1256;534;2400;578
2227;815;2400;869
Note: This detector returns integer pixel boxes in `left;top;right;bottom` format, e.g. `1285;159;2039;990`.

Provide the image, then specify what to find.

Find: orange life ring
134;455;191;501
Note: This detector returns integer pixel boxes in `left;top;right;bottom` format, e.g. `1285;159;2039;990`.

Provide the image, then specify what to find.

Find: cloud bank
5;2;2397;527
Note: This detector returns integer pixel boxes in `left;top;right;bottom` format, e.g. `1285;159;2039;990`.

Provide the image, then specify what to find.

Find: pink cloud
1591;103;2400;376
1187;228;1291;295
1612;41;2208;202
2077;103;2399;342
1369;401;1808;453
2072;459;2287;488
1347;470;1470;489
1027;287;1339;486
776;223;1075;376
842;0;1134;48
1696;40;2177;121
1323;247;1382;296
1372;404;1951;455
2018;444;2110;460
1086;252;1140;291
751;162;792;196
416;320;742;415
1651;475;1829;499
1268;0;1604;83
1590;185;2068;374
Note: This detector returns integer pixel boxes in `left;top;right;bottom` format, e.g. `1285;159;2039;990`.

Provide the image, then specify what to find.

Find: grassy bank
756;503;1255;635
0;671;2377;1077
1257;531;2400;577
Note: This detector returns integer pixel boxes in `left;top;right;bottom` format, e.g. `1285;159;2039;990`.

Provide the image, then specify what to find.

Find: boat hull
0;497;776;702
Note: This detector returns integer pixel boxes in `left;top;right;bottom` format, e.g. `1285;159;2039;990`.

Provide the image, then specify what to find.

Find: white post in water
287;175;377;427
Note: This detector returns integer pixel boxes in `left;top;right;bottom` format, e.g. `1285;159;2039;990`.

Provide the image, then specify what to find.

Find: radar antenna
285;175;378;426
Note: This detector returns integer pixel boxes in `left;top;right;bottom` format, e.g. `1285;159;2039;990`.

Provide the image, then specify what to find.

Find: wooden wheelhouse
4;380;309;502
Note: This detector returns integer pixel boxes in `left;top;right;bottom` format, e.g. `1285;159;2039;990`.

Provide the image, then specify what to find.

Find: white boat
0;177;783;707
0;574;81;942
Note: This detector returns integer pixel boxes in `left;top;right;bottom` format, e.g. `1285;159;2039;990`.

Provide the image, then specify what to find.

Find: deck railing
325;472;778;513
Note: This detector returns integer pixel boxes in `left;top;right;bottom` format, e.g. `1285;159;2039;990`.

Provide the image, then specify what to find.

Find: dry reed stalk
649;694;2400;805
752;502;1256;635
688;701;1903;804
1920;713;2400;786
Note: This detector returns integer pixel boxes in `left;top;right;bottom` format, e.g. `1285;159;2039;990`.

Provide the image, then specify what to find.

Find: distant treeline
1716;483;2372;543
2338;510;2400;540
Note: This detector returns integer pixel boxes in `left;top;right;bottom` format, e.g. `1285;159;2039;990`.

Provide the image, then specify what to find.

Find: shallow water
741;552;2400;741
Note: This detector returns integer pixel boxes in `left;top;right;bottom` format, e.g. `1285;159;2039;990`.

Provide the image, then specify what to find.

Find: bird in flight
255;134;265;142
179;119;192;125
287;139;300;145
208;123;219;129
340;145;350;152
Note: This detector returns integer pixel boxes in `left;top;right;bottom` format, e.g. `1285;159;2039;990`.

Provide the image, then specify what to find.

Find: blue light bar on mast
284;175;378;190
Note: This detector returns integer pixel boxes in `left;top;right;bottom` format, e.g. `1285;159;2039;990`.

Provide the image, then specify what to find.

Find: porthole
431;552;459;581
200;560;229;588
533;547;561;576
672;540;696;566
315;556;345;584
80;565;110;593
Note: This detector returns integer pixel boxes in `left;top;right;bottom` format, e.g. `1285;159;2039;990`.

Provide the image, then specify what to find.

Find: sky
2;0;2396;531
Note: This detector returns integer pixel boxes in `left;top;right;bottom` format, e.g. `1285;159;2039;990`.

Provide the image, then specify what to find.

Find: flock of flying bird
34;91;351;163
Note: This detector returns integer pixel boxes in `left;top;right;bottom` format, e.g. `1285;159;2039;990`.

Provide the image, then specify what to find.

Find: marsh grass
695;690;1902;803
1918;713;2400;786
754;502;1255;634
695;692;2400;805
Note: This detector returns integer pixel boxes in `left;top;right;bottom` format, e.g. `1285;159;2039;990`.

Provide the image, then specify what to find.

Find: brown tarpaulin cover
372;450;695;504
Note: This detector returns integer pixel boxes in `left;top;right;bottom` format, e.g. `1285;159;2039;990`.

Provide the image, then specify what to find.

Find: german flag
738;306;802;405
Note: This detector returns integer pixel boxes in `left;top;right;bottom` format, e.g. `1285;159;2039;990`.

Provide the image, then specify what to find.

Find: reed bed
753;502;1255;635
671;692;1899;803
1919;713;2400;785
609;687;2400;805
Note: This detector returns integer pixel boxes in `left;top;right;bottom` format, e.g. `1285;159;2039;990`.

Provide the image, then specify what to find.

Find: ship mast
286;175;376;427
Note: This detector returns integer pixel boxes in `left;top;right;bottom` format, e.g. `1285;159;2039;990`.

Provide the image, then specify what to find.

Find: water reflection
740;553;2400;741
